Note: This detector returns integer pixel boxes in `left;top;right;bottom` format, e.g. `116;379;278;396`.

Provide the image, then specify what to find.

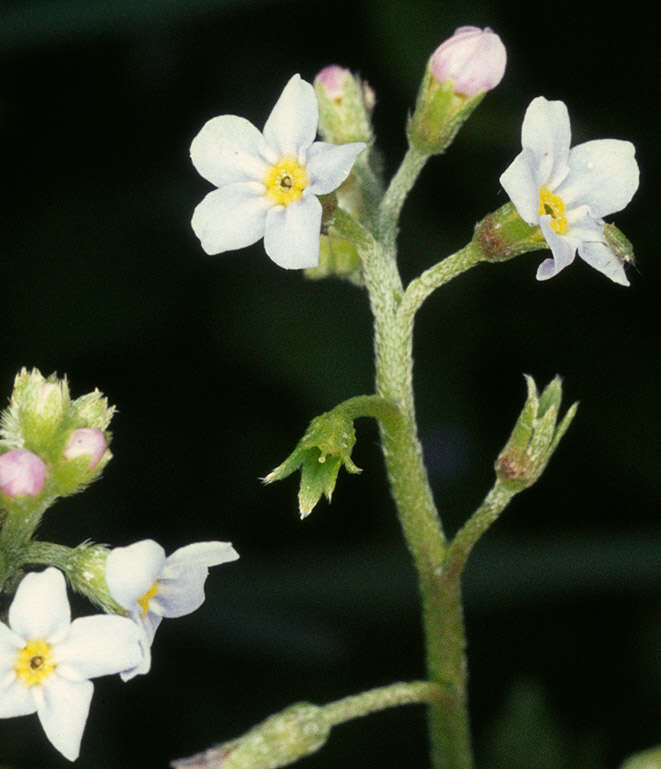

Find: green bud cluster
1;367;114;498
263;409;361;518
496;375;578;492
0;368;116;595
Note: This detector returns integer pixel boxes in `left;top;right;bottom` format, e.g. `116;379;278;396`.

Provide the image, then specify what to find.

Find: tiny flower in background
500;96;639;284
63;427;108;470
430;26;507;96
105;539;239;680
314;66;375;145
0;568;142;761
191;74;366;269
314;65;347;101
0;449;47;498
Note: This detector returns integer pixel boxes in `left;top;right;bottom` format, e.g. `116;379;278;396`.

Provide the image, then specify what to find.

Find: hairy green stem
377;145;429;252
356;154;487;766
443;481;516;582
321;680;448;727
336;394;403;433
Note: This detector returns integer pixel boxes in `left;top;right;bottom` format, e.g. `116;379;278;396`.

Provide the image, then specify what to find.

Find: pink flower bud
64;428;107;470
430;26;506;97
0;449;47;498
314;65;348;101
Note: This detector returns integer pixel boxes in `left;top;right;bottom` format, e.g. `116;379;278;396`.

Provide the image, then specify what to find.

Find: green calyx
263;409;361;518
314;69;374;146
495;375;578;491
472;202;546;263
172;703;330;769
407;71;485;156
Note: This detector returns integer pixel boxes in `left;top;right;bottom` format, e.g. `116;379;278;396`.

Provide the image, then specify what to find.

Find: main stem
357;150;485;768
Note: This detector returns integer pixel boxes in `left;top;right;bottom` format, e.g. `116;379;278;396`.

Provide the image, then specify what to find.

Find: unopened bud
0;449;47;498
314;65;374;144
408;26;506;155
430;26;506;97
64;428;108;470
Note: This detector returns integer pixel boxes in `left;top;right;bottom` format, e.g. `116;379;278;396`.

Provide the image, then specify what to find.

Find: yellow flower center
263;158;308;206
538;187;568;235
14;639;57;686
137;580;159;616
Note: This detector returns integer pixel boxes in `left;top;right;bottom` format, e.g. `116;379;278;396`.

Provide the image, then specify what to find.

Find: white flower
190;73;366;269
500;96;639;285
105;539;239;680
0;568;142;761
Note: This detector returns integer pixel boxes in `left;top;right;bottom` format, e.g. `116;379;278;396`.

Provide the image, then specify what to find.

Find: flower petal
105;540;166;612
557;139;639;217
520;96;571;188
536;217;577;280
578;240;629;286
190;115;269;187
263;74;318;158
0;673;37;718
306;141;366;195
120;630;154;682
55;615;143;681
152;568;209;617
37;676;93;761
191;183;270;255
264;195;322;269
499;147;540;225
152;542;237;618
9;569;70;643
165;541;240;571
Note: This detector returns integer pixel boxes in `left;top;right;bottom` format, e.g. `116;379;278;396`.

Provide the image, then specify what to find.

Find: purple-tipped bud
314;65;348;101
64;428;107;470
0;449;47;498
431;26;506;97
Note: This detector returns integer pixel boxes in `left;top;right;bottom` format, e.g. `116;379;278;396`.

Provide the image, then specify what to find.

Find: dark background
1;0;659;767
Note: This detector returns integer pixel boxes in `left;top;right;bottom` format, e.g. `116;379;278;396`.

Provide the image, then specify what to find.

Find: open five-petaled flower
500;96;639;285
105;539;239;680
190;74;366;269
0;568;142;761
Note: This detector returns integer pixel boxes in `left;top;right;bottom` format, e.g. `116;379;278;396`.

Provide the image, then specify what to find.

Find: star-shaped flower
190;74;366;269
0;568;142;761
500;96;639;285
105;539;239;680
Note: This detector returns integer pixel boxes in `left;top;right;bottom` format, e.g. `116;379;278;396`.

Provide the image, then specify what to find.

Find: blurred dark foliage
1;0;659;767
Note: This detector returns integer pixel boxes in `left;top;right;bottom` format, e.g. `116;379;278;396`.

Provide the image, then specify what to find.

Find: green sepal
305;233;363;286
496;375;578;491
407;72;485;156
264;409;361;518
473;202;547;263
